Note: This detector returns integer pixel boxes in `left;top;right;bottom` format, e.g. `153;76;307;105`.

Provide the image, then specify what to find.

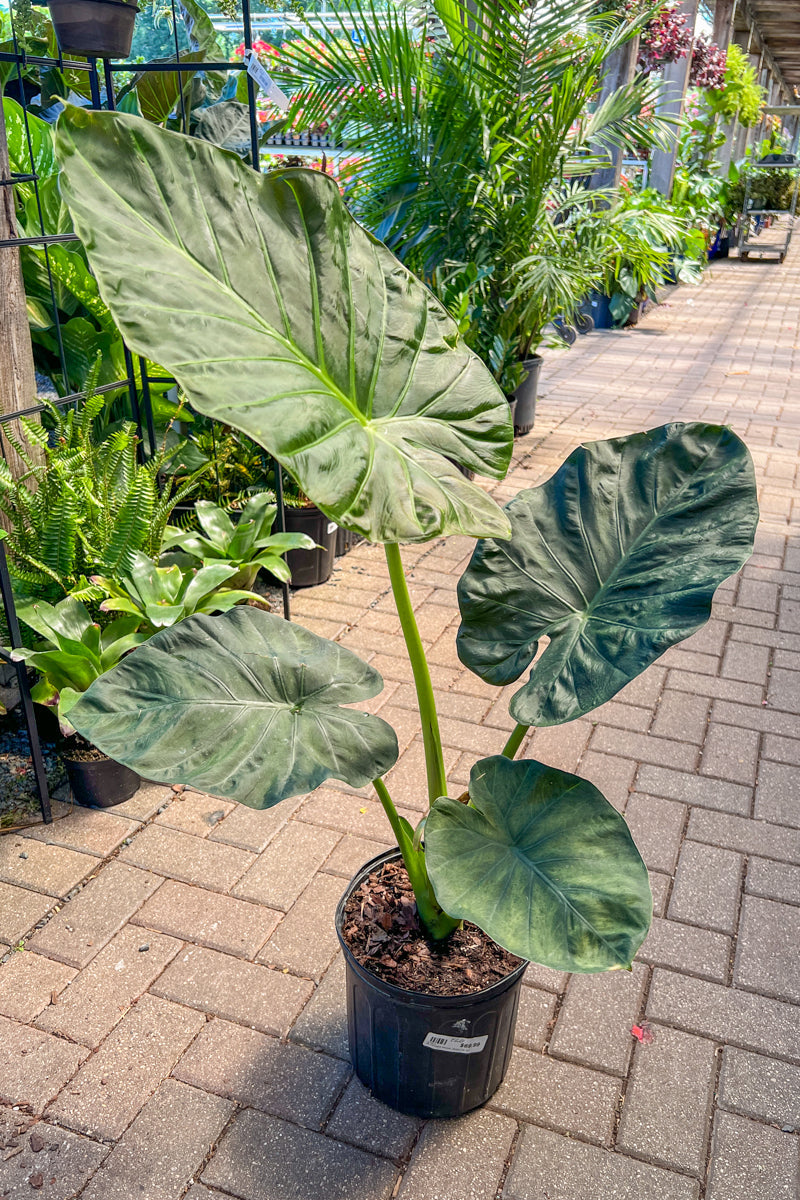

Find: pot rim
335;847;528;1008
48;0;141;13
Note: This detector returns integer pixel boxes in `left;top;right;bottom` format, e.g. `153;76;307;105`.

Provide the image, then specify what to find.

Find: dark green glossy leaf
69;607;398;807
193;101;254;156
425;755;651;971
457;423;758;726
54;109;512;544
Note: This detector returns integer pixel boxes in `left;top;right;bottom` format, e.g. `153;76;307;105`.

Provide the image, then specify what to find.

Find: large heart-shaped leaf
425;755;651;971
457;423;758;726
68;608;398;807
54;108;512;544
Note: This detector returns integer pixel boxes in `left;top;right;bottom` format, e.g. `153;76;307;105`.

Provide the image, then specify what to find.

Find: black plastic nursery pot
63;751;140;808
335;525;362;558
284;504;337;588
48;0;139;59
336;849;527;1119
510;355;542;436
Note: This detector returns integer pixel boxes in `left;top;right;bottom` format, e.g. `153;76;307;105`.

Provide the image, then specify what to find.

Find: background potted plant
53;107;758;1117
10;596;146;807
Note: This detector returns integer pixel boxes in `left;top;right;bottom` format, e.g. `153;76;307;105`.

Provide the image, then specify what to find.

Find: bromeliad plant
53;109;758;973
161;493;314;589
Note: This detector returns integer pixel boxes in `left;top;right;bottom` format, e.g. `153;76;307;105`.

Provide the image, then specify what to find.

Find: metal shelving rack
738;153;800;263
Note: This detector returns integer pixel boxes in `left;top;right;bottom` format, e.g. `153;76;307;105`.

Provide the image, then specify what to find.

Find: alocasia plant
55;109;758;972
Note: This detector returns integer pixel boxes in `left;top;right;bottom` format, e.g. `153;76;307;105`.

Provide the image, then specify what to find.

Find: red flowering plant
637;3;692;73
689;35;726;90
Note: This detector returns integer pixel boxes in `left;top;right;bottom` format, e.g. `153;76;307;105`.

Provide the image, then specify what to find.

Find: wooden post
648;0;701;196
0;100;41;482
712;0;736;52
589;38;640;192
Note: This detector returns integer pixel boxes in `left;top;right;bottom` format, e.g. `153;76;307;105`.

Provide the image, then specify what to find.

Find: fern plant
0;385;205;602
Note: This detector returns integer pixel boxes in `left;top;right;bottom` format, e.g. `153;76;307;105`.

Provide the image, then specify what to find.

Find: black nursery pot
510;355;542;436
284;505;337;588
48;0;139;59
63;752;139;808
336;849;527;1119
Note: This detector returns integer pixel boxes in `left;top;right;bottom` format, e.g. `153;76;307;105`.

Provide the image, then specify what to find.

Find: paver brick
0;836;96;899
700;723;761;784
47;992;205;1139
767;665;800;712
323;833;392;878
636;764;751;814
755;759;800;827
616;1027;716;1175
288;952;348;1059
649;870;671;916
398;1108;515;1200
382;739;462;811
624;793;686;873
710;696;798;735
667;668;764;705
647;968;800;1060
687;807;800;863
526;721;593;775
615;664;666;709
589;727;698;772
721;640;771;684
0;881;54;946
29;860;162;969
22;807;138;857
668;841;743;934
706;1111;798;1200
35;925;181;1048
745;855;800;904
232;819;341;910
719;1046;800;1126
0;1015;88;1112
81;1078;234;1200
650;689;709;743
119;824;256;892
639;917;730;982
208;794;305;852
0;950;75;1022
173;1018;348;1128
257;871;343;979
297;788;416;843
549;963;647;1075
490;1047;619;1143
763;731;800;765
325;1077;421;1161
523;962;569;992
514;985;556;1051
154;789;235;837
112;782;173;822
577;750;636;811
202;1108;397;1200
504;1124;700;1200
734;894;800;1002
152;944;313;1036
132;878;280;959
0;1118;108;1200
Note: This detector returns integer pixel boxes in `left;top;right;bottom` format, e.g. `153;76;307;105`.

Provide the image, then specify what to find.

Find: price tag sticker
244;49;290;112
423;1032;488;1054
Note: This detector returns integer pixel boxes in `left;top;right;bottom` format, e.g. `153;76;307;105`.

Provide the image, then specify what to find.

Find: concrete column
648;0;700;195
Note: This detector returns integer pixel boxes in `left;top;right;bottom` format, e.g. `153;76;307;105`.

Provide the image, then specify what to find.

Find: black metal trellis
0;0;294;823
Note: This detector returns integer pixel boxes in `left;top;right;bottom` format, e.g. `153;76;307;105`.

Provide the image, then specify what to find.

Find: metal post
0;542;52;824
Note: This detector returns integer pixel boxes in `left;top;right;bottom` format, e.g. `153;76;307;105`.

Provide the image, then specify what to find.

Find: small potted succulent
47;0;139;60
54;109;759;1116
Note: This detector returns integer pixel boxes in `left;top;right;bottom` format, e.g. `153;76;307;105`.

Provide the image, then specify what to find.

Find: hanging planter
47;0;139;60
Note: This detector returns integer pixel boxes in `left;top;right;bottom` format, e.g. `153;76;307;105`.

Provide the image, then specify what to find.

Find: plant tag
244;50;290;112
423;1032;488;1054
327;522;337;534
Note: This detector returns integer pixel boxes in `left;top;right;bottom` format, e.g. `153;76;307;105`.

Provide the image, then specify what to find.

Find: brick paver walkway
0;250;798;1200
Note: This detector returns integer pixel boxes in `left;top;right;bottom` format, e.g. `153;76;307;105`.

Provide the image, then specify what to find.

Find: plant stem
384;542;447;807
502;722;528;759
373;778;460;940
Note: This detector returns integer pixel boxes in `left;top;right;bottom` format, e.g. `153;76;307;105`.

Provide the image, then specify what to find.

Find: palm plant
274;0;671;390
